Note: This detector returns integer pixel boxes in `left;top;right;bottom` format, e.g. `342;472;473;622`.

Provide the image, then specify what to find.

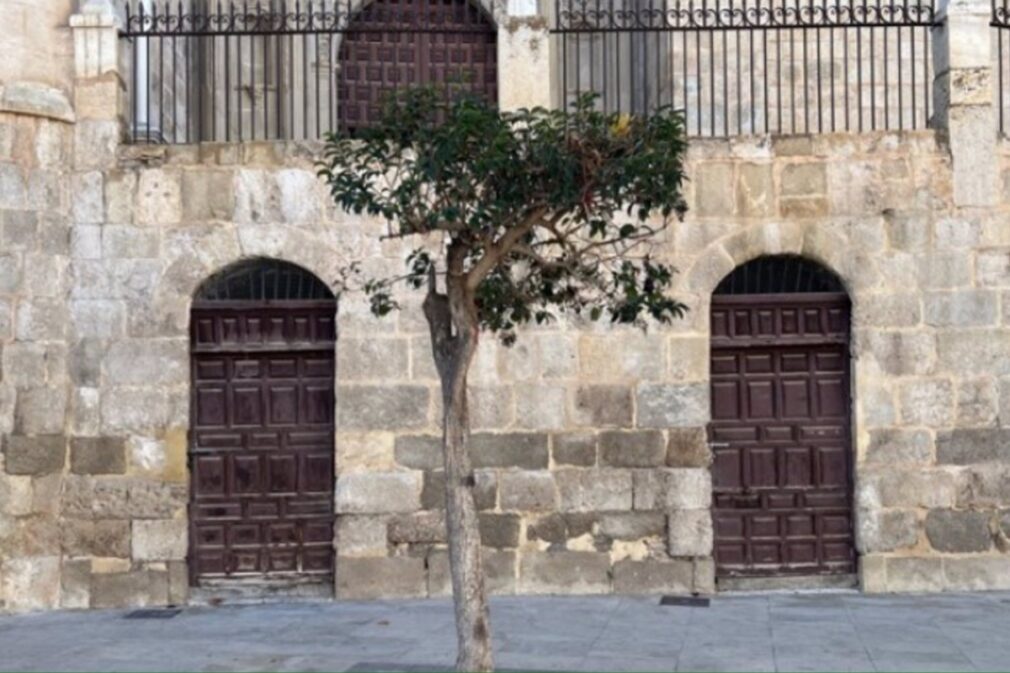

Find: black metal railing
553;0;939;137
119;0;498;144
996;0;1010;136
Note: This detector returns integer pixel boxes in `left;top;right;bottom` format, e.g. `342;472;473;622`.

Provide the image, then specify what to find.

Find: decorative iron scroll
195;259;335;302
555;0;938;32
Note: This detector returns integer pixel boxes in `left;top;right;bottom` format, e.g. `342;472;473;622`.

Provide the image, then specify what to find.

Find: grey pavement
2;592;1010;672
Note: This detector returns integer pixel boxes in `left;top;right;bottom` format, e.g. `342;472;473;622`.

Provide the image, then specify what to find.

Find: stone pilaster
496;0;554;110
931;0;998;207
70;0;124;169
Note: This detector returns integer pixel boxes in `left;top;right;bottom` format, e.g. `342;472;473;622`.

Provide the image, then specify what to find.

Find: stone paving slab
1;592;1009;672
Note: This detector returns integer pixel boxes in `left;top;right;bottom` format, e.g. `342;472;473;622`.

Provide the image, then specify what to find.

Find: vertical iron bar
898;21;903;130
749;0;755;132
708;0;714;135
801;0;808;133
763;0;769;133
226;2;232;141
870;0;875;130
910;2;917;129
723;0;729;136
131;3;138;142
857;2;862;132
737;9;742;134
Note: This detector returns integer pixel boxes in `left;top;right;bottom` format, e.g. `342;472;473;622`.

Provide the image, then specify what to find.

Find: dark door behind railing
119;0;498;144
552;0;939;137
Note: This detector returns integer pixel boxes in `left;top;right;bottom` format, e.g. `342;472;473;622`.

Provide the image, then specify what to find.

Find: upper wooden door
189;301;336;583
709;293;855;578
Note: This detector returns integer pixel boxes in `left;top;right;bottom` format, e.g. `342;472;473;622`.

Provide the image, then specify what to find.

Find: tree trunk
423;247;494;672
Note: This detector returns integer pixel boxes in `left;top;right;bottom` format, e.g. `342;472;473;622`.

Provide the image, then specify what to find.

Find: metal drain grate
124;608;182;619
660;595;710;607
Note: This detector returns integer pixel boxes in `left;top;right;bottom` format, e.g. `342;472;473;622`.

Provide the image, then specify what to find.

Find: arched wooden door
188;260;337;585
709;256;855;580
337;0;498;133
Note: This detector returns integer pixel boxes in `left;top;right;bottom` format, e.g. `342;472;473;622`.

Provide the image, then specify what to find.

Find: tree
319;89;689;672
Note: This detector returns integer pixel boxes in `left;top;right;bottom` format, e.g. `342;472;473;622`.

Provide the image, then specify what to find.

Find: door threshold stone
717;573;858;593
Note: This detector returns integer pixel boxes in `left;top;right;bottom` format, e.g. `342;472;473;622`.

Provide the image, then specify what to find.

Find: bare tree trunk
423;245;494;673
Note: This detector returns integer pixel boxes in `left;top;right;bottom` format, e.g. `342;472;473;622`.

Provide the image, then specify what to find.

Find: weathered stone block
135;169;181;226
636;384;708;428
856;508;919;553
884;557;944;593
101;388;169;433
60;519;130;557
394;435;442;470
552;433;597;467
420;470;497;511
1;557;61;612
578;334;665;381
736;162;775;217
105;340;188;386
856;294;922;328
526;513;568;545
572;385;633;427
181;169;234;221
70;437;126;475
976;250;1010;287
599;431;665;468
337;337;409;381
694;162;736;217
612;559;694;595
955;465;1010;507
470;433;549;469
335;515;389;557
426;549;516;597
556;469;633;512
128;481;187;519
924;290;998;327
956;379;999;426
598;512;665;541
897;379;955;427
335;472;421;514
925;509;992;553
857;470;957;509
781;162;827;197
90;570;169;608
861;331;936;376
518;551;611;594
864;429;933;465
936;329;1010;376
60;559;91;609
388;511;447;544
936;428;1010;464
479;513;521;548
469;385;515;429
667;509;713;556
15;387;67;435
335;557;427;599
132;518;188;561
860;554;888;594
4;435;65;475
334;432;395;475
513;383;566;430
167;561;188;605
499;471;557;512
666;428;711;468
943;556;1010;591
336;385;430;430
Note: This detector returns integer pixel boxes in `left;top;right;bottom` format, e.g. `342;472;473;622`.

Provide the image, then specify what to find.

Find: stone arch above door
708;253;856;584
188;258;337;587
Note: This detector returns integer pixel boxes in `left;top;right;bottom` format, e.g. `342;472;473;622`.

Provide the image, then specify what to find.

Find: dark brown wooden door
337;0;498;133
709;293;855;578
189;301;336;583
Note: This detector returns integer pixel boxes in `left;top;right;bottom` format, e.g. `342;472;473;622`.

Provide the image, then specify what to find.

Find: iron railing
553;0;939;137
996;0;1010;136
119;0;498;144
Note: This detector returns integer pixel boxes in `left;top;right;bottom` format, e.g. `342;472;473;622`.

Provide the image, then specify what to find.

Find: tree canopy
319;89;691;340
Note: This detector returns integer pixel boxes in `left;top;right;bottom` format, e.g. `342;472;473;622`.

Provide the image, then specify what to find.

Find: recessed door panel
711;292;854;579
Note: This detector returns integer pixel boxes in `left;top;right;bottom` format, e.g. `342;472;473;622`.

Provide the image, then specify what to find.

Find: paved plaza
2;592;1010;672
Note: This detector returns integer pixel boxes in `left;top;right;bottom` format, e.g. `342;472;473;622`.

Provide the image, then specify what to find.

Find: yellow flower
610;114;632;137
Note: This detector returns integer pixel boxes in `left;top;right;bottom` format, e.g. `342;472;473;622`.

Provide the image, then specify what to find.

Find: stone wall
1;0;1010;613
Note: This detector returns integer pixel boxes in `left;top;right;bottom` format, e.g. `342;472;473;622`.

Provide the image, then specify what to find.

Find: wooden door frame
708;291;856;579
187;299;337;586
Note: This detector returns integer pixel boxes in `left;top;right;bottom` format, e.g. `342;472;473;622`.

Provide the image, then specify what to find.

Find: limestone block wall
2;126;1010;612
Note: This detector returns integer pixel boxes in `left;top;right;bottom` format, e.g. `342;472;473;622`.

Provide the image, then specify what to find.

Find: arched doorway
709;255;855;583
188;259;337;588
336;0;498;134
